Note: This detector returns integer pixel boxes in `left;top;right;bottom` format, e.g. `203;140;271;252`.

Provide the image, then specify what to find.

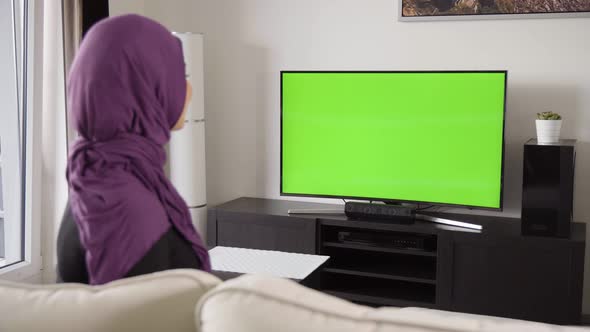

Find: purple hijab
66;14;211;285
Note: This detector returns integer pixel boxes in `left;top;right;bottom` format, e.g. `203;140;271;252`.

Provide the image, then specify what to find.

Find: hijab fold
67;14;210;285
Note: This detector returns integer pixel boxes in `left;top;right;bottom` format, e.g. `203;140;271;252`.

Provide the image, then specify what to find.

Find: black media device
521;139;576;238
344;201;415;223
337;231;434;251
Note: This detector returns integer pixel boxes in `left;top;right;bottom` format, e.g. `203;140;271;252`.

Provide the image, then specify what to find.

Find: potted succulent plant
536;111;562;143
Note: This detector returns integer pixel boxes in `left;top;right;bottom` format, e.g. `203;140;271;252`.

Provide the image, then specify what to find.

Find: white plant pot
536;119;562;143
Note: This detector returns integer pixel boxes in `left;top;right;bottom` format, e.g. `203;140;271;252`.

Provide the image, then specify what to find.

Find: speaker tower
521;139;576;238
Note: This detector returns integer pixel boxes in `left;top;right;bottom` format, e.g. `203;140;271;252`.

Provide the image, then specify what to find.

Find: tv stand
287;208;344;215
207;197;586;325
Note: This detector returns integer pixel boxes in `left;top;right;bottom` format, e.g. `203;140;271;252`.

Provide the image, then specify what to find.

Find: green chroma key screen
281;71;506;209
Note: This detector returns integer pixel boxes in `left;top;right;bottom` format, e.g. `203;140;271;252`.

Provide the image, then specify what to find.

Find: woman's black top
57;202;202;283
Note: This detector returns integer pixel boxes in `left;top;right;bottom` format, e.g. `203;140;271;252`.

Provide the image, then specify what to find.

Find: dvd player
337;231;434;251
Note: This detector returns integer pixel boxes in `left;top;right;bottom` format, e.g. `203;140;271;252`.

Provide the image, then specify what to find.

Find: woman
57;14;210;285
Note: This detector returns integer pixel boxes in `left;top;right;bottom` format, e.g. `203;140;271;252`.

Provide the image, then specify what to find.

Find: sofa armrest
0;269;221;332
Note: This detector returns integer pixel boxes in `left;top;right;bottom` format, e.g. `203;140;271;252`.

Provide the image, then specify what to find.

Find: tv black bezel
280;70;508;211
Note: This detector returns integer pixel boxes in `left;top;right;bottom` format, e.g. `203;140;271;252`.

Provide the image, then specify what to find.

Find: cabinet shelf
324;289;435;307
321;272;436;306
323;241;437;257
325;290;436;308
321;246;437;282
323;267;436;285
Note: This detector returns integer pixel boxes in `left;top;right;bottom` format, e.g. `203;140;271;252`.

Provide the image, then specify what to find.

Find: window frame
0;0;43;281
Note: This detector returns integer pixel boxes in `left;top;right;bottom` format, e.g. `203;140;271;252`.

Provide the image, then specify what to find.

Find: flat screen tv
281;71;507;210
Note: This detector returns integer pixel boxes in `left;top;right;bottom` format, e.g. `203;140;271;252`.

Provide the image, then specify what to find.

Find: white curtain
40;0;78;283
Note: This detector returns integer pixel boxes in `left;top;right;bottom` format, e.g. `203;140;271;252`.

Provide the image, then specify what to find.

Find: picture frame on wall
399;0;590;21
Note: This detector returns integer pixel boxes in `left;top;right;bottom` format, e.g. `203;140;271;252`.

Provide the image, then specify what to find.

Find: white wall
113;0;590;313
109;0;145;17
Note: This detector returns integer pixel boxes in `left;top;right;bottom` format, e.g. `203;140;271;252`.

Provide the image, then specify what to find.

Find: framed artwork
400;0;590;21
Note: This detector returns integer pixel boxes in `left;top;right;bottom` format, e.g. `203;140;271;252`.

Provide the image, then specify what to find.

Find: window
0;0;25;268
0;0;41;279
0;143;4;263
1;140;5;264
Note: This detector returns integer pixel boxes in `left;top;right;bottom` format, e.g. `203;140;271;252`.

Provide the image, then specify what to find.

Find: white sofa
199;275;589;332
0;269;220;332
0;270;587;332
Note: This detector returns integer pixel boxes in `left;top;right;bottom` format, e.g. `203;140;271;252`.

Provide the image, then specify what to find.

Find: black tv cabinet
207;197;586;325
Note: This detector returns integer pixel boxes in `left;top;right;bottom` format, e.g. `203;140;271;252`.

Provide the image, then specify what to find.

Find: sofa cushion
0;269;220;332
196;274;586;332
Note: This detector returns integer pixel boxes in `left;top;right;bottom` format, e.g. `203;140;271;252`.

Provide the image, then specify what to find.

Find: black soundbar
344;201;415;223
